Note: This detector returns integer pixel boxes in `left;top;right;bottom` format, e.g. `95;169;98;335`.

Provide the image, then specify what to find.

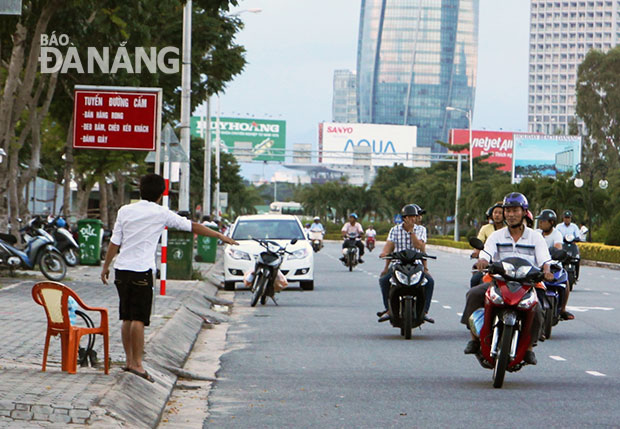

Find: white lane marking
431;300;439;303
602;292;610;296
566;306;614;312
457;312;463;316
584;288;592;291
549;355;566;361
442;305;452;309
373;275;379;278
586;371;606;377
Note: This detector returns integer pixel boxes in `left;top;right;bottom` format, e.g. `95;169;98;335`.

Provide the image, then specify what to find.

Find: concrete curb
93;252;225;428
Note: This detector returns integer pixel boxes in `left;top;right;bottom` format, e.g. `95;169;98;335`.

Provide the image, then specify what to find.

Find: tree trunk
62;118;74;218
99;176;109;227
75;176;95;220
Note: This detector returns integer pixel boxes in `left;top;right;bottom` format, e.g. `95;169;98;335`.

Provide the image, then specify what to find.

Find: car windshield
232;219;305;240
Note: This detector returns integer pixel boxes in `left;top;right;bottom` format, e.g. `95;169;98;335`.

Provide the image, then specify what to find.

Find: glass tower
332;70;358;123
357;0;479;152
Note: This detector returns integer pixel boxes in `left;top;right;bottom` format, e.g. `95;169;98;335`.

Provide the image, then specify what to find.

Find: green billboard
190;116;286;162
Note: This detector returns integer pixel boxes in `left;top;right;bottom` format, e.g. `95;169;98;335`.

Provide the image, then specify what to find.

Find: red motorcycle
469;239;544;388
366;236;375;252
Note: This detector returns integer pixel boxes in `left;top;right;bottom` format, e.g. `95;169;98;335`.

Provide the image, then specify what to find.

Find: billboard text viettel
190;116;286;162
73;88;159;150
449;129;514;172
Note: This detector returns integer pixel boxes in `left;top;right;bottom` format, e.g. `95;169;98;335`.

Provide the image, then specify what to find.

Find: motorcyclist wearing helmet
536;209;575;321
524;210;534;228
309;216;325;246
377;204;435;324
365;224;377;240
304;223;311;239
470;202;504;287
461;192;553;365
340;213;365;263
556;210;580;239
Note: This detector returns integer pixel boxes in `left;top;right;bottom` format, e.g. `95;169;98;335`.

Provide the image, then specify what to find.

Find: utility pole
178;0;192;212
202;99;211;218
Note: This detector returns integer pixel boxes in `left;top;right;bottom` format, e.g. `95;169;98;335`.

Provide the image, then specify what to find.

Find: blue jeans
379;267;434;313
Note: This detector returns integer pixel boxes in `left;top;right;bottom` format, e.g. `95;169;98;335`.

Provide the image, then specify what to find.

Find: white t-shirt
481;226;551;267
341;222;363;237
536;228;563;249
365;228;376;238
556;222;580;239
111;200;192;272
579;225;588;241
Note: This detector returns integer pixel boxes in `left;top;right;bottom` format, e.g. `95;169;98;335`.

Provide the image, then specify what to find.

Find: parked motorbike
562;234;580;291
36;216;80;266
539;248;568;340
383;249;436;339
309;231;323;253
342;232;359;271
248;238;297;307
366;236;375;252
469;238;543;388
0;218;67;281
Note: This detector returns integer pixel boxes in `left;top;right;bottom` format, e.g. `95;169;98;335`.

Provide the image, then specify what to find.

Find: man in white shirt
340;213;365;263
556;210;581;239
101;174;237;382
461;193;553;365
579;222;589;242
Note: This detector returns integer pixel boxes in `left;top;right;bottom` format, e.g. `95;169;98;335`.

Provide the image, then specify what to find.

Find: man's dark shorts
114;269;153;326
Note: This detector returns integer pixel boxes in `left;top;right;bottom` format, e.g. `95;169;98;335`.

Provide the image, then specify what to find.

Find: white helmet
313;216;320;221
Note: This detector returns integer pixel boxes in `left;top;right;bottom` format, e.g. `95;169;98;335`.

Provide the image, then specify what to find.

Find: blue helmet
349;213;358;219
502;192;529;211
55;217;67;228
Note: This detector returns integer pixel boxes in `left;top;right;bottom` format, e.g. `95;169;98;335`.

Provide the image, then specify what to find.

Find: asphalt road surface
205;242;620;428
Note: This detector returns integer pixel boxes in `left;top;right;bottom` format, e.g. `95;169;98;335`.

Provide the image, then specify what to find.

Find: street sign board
0;0;21;14
219;192;228;209
512;133;582;183
449;129;514;172
73;86;160;150
191;116;286;162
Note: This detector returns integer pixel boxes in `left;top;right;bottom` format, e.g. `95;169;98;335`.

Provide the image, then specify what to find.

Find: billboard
73;86;160;150
449;129;514;172
512;134;582;183
318;122;418;167
191;116;285;162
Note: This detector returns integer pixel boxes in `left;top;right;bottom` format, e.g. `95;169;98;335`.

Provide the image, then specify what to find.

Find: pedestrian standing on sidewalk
100;173;237;382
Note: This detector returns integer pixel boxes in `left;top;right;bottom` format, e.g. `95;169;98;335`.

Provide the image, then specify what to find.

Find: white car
223;214;314;291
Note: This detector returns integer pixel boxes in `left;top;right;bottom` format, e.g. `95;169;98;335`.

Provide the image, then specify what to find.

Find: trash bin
77;219;103;266
167;230;194;280
196;235;218;263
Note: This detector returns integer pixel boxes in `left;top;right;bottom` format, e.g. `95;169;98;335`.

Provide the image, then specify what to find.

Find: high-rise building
357;0;479;152
332;69;358;123
528;1;620;135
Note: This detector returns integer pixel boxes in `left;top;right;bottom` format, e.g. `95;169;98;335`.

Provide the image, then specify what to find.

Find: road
205;242;620;428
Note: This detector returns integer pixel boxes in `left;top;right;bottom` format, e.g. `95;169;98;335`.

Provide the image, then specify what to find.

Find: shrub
577;242;620;263
604;213;620;245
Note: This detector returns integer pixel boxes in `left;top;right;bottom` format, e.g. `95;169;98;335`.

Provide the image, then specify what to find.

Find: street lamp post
203;100;211;218
574;161;608;241
179;0;192;212
454;153;462;241
446;106;473;181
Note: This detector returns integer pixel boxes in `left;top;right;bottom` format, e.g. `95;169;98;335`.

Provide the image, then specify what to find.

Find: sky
207;0;531;180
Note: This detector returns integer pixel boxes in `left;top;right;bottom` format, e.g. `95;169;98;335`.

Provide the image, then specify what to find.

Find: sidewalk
0;251;225;428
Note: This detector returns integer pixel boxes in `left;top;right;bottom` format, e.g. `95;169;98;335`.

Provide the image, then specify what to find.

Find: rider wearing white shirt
365;226;377;238
556;210;580;239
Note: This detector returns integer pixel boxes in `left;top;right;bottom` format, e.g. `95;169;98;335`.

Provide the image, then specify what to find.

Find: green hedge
427;238;473;250
577;242;620;264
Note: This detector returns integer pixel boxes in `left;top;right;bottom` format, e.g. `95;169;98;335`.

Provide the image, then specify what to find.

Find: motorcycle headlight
487;285;504;305
227;248;251;260
395;270;408;284
515;265;532;279
517;289;538;309
501;262;516;278
288;248;309;260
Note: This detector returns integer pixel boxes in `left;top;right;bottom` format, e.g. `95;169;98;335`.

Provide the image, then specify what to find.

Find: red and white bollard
160;162;170;296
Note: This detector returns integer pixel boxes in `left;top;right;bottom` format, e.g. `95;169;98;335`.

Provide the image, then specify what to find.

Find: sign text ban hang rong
72;86;160;150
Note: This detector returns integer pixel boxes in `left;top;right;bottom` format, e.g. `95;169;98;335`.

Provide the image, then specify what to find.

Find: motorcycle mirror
290;239;298;245
469;237;484;250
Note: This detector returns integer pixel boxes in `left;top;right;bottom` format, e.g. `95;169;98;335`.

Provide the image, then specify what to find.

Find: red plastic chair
32;281;109;375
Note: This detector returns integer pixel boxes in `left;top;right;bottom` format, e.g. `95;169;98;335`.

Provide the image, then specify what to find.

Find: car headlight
288;248;309;260
226;248;251;260
517;289;538;309
487;285;504;305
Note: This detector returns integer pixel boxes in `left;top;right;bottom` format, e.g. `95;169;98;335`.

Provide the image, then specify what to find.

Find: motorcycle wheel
63;248;79;266
403;299;413;340
492;324;514;388
568;271;575;291
543;305;553;340
39;250;67;281
260;295;267;305
348;254;353;272
250;273;267;307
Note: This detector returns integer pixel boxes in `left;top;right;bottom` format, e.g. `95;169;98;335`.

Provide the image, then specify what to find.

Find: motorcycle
383;249;436;339
0;218;67;281
366;236;376;252
469;238;544;388
37;216;80;266
248;238;297;307
562;234;580;291
539;248;568;340
309;231;323;253
341;232;359;271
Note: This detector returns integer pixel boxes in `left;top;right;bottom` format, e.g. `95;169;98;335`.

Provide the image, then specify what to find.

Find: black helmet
485;202;503;219
412;203;426;215
502;192;529;210
401;204;420;217
563;210;572;218
536;209;557;225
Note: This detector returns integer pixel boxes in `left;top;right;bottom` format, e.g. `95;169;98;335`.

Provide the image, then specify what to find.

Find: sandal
127;368;155;383
560;311;575;320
